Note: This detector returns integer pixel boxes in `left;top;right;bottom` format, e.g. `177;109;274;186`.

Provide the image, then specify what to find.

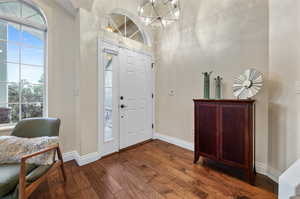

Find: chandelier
138;0;181;28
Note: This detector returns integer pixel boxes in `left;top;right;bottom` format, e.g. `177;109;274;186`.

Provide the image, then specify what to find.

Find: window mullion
125;16;127;38
43;31;46;117
18;24;22;121
19;2;22;121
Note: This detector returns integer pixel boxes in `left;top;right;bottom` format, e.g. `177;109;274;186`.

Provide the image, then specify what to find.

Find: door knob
120;104;127;109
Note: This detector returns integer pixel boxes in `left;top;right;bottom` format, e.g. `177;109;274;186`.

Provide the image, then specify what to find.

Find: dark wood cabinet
194;99;255;184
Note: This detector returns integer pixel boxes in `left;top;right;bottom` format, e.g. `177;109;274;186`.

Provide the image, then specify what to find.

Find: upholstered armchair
0;118;66;199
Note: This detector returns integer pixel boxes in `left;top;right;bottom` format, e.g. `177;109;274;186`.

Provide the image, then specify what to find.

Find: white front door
119;48;153;149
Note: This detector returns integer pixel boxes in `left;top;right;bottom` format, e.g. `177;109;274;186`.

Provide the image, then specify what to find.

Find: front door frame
97;36;155;158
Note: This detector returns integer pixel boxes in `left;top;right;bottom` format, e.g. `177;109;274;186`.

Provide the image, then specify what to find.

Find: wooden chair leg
57;147;67;182
19;160;27;199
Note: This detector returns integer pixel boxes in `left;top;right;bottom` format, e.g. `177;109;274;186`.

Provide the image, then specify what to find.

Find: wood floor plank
81;163;117;199
144;141;270;198
29;140;277;199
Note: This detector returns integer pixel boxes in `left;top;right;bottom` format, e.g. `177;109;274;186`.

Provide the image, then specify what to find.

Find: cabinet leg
194;152;200;164
246;168;255;185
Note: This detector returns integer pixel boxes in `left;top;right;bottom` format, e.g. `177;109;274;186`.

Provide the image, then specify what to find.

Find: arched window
0;0;46;126
105;13;146;44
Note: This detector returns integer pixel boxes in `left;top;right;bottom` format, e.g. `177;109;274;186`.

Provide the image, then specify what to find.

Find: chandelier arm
151;3;165;27
140;16;161;18
150;2;154;18
166;0;175;17
140;0;180;27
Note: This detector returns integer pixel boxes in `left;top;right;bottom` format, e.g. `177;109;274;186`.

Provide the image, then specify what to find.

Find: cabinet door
195;103;218;160
220;104;248;167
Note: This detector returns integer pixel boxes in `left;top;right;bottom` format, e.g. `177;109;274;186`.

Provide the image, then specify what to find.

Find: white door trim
97;37;155;157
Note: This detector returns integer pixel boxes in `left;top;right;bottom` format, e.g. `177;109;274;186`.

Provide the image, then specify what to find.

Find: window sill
0;125;15;132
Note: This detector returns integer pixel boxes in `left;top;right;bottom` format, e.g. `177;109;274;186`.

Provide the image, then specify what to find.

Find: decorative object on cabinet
202;71;213;99
214;76;223;99
233;69;263;99
193;99;256;185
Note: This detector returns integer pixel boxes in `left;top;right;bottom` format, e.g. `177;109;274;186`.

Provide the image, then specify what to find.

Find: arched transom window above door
105;13;146;45
0;0;47;126
0;0;46;30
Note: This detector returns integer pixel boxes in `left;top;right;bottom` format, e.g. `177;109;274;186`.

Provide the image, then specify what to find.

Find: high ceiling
52;0;95;16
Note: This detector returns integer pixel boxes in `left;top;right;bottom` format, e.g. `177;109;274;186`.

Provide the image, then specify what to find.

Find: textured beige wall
269;0;300;172
42;0;77;153
155;0;269;166
0;0;77;153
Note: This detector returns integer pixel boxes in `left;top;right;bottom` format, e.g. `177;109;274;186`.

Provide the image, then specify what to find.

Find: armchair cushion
0;164;36;197
26;165;52;183
0;136;59;165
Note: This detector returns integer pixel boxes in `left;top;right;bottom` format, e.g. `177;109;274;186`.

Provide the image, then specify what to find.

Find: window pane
8;83;19;103
0;20;7;41
21;47;43;65
26;14;44;26
105;107;112;124
131;31;144;43
0;83;19;104
21;83;43;103
110;14;125;36
22;26;44;48
0;83;7;103
21;3;36;19
9;103;19;123
21;103;43;119
2;42;20;63
104;54;113;71
6;42;20;63
105;71;112;87
7;23;21;43
0;62;7;82
126;18;139;38
0;2;21;18
7;63;19;82
104;108;112;142
0;103;19;124
21;65;43;84
0;104;11;124
104;125;113;142
21;3;45;26
105;88;112;109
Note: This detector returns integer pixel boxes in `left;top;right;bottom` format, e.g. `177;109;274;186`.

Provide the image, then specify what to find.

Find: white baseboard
154;132;194;151
255;161;268;175
62;151;79;162
268;166;281;183
62;151;101;166
76;152;101;166
255;161;281;183
154;132;281;183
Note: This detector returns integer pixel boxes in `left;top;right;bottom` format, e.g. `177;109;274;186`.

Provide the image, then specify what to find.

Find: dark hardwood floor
30;140;278;199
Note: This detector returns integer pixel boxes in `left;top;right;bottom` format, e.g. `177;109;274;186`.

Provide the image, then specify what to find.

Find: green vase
202;72;213;99
214;76;223;99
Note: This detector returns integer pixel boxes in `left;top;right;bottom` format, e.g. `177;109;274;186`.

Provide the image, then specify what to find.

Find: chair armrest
19;144;60;199
20;144;59;162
